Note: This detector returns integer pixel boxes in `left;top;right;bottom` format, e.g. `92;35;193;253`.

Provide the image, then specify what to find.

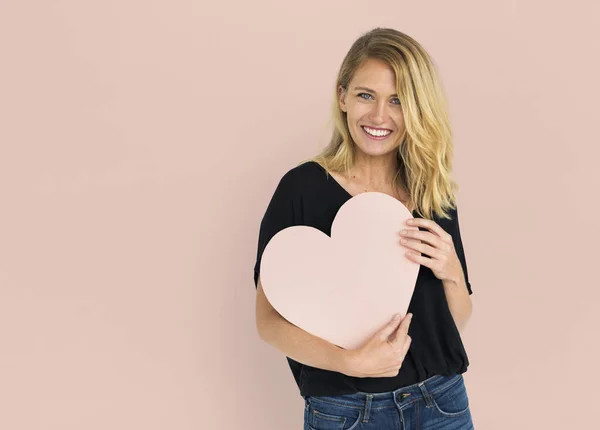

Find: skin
337;57;407;202
255;59;472;379
399;217;473;333
338;57;472;343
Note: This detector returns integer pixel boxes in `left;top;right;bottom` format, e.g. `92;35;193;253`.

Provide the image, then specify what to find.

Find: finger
389;314;412;345
397;313;413;334
379;364;402;377
401;232;448;256
400;239;442;260
401;335;412;356
391;327;409;349
387;342;410;374
393;335;412;365
379;313;404;341
406;218;452;242
400;230;438;247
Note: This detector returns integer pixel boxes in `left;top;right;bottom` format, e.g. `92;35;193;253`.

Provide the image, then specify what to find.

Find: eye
358;93;401;105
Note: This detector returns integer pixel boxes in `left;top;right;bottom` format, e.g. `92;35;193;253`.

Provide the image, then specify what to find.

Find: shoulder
429;205;459;235
258;161;324;234
444;204;464;239
274;160;324;196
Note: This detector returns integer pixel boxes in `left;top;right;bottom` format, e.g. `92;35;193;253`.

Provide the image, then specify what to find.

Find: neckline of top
308;161;417;215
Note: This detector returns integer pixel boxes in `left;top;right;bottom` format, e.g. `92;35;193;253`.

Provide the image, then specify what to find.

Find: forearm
258;310;351;374
442;274;472;333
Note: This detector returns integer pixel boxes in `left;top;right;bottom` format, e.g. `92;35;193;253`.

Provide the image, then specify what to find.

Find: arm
401;208;473;333
444;205;473;333
442;275;472;333
255;276;351;374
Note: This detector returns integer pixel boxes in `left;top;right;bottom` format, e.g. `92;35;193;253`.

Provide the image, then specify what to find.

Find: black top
253;161;473;397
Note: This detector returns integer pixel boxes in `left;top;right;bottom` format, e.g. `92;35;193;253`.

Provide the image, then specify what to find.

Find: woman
254;27;474;430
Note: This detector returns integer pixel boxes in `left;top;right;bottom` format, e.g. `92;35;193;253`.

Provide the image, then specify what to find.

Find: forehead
350;59;398;93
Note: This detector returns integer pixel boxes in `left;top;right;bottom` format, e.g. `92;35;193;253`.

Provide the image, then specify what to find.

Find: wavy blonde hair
301;27;459;221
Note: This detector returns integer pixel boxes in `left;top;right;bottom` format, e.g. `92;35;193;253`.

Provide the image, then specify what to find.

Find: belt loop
362;394;372;422
418;381;434;408
398;407;406;430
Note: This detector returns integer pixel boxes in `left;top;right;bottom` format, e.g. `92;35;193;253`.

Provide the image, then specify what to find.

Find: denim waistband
305;373;463;410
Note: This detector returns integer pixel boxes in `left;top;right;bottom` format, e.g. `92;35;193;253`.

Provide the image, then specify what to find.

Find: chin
353;139;399;156
355;146;397;158
352;130;399;155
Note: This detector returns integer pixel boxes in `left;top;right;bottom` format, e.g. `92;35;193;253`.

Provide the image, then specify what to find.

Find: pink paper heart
260;192;420;350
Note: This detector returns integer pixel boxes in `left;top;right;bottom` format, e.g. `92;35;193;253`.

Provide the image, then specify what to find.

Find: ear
338;85;347;112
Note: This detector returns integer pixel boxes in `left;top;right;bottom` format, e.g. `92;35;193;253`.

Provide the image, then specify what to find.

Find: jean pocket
305;397;362;430
430;374;470;417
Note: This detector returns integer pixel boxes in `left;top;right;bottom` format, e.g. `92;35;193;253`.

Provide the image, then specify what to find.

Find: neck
349;153;399;189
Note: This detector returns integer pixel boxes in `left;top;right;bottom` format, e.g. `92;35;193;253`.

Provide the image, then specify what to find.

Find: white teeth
363;126;391;137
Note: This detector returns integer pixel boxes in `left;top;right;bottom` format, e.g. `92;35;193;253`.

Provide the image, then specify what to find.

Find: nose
369;101;388;123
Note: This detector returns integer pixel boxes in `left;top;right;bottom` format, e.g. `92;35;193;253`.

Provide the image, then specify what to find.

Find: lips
362;126;392;131
361;126;392;140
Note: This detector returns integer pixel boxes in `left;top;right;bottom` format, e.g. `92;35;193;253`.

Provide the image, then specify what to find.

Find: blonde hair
301;27;459;220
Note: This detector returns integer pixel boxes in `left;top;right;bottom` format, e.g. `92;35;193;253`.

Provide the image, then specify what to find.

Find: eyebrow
353;86;398;97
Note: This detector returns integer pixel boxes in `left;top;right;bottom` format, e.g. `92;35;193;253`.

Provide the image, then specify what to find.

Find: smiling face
338;58;406;159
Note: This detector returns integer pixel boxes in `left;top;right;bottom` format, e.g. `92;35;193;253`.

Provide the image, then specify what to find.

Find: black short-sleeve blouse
254;161;472;397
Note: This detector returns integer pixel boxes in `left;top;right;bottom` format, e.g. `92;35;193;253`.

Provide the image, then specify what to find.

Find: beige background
1;1;598;429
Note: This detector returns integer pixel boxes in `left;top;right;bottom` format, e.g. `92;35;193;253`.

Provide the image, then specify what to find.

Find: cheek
348;106;370;122
394;112;405;126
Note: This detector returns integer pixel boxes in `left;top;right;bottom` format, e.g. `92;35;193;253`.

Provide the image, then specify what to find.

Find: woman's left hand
398;218;463;284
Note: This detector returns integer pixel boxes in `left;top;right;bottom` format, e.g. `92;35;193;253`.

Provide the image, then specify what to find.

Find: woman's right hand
342;313;413;378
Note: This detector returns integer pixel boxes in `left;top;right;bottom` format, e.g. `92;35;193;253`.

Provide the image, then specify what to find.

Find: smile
361;126;392;139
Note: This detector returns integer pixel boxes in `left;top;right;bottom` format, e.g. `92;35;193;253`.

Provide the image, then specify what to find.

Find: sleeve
452;205;473;295
253;172;300;289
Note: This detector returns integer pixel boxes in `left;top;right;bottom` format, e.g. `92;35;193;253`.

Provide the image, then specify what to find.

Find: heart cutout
260;191;420;350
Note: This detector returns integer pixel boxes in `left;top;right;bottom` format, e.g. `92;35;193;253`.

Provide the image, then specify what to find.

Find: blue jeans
303;373;473;430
